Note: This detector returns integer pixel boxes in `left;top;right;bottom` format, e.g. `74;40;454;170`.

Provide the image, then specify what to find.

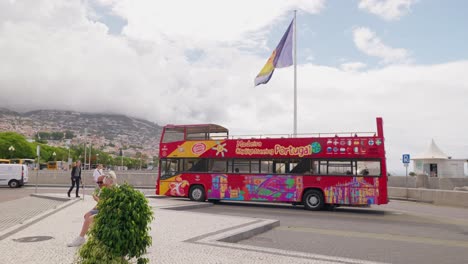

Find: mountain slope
0;109;162;157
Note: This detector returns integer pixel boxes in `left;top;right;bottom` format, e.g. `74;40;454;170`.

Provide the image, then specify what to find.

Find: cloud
102;0;325;44
353;27;410;64
340;62;367;72
358;0;417;21
0;0;467;174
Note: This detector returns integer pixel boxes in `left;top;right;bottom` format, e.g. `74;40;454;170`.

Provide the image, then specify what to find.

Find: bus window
260;160;273;173
186;132;208;140
160;159;180;179
273;159;287;174
315;160;354;175
289;159;311;174
328;160;353;175
357;161;381;176
250;159;260;173
161;128;185;143
183;159;197;171
184;159;208;172
209;159;227;173
232;159;250;173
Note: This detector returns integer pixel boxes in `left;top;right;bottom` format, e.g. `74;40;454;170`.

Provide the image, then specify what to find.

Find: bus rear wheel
189;186;206;202
303;189;324;211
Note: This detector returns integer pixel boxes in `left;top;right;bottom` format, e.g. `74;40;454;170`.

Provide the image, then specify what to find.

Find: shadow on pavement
208;200;388;215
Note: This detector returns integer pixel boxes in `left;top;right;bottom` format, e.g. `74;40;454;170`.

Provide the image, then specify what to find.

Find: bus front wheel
189;186;206;202
303;189;324;211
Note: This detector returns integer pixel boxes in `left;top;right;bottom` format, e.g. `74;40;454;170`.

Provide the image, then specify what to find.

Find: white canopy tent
412;139;467;178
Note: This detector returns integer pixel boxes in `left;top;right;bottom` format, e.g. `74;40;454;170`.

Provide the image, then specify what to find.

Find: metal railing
229;131;377;139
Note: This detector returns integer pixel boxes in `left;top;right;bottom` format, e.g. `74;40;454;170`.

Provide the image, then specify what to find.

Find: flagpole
293;10;297;137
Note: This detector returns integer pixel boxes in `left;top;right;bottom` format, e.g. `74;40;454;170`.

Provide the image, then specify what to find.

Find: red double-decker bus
156;118;387;210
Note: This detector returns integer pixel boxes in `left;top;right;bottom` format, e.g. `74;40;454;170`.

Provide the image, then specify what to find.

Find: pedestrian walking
68;160;82;198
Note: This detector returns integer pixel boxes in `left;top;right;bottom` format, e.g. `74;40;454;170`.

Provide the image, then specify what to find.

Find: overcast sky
0;0;467;174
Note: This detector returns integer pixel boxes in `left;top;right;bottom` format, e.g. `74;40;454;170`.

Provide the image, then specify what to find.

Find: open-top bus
156;118;387;210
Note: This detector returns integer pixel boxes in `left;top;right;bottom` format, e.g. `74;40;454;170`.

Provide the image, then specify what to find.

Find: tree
34;132;48;144
50;132;64;140
38;132;51;140
64;130;74;139
0;132;35;159
77;184;154;264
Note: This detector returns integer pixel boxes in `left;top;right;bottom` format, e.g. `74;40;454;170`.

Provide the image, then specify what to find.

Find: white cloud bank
340;62;367;72
358;0;418;21
0;0;467;174
353;27;410;64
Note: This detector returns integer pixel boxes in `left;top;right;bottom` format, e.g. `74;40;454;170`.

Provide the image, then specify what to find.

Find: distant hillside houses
0;108;162;159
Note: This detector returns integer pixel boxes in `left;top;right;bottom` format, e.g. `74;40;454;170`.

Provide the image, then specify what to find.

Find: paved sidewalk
0;197;65;233
0;194;385;264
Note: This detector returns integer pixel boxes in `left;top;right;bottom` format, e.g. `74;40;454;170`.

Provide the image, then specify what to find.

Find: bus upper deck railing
212;131;377;140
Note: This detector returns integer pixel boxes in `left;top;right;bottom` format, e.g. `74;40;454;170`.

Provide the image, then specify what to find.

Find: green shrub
76;184;154;264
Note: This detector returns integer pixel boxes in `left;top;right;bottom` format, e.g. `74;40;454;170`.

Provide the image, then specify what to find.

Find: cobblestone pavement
0;195;385;264
0;197;65;233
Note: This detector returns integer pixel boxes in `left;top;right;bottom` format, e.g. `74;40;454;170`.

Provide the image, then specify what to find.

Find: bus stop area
0;193;379;264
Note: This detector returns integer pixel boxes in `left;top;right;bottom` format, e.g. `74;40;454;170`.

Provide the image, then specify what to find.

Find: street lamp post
96;153;99;166
52;152;57;169
8;146;15;159
66;139;71;170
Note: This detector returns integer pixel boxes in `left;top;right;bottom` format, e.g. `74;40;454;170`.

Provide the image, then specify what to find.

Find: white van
0;164;29;188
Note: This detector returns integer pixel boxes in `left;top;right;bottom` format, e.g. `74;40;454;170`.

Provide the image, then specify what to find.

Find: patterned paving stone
0;197;64;232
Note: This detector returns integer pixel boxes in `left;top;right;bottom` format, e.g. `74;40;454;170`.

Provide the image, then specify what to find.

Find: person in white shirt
92;164;103;183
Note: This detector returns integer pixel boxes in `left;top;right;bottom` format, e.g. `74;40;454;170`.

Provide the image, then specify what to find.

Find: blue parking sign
402;154;410;164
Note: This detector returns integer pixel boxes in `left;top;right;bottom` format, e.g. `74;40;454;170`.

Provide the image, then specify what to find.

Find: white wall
439;161;465;178
413;159;465;178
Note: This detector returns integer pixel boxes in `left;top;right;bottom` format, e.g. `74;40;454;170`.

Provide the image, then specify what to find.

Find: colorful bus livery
157;118;387;210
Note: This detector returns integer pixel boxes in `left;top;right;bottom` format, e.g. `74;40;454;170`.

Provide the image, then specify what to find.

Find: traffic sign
402;154;410;164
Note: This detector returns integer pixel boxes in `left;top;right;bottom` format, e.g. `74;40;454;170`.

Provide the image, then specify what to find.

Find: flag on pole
254;18;294;86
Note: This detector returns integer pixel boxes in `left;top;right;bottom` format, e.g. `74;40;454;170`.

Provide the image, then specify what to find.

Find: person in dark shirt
68;160;82;198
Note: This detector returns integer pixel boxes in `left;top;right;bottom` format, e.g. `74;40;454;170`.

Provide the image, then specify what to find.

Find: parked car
0;164;29;188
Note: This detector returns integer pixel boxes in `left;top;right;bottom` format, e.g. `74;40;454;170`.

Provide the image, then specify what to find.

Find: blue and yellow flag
255;18;294;86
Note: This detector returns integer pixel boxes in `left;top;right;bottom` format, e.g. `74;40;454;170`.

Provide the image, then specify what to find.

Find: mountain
0;108;162;158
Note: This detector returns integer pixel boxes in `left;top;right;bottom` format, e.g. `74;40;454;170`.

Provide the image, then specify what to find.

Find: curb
160;202;214;211
217;219;280;243
0;198;80;241
184;218;280;244
30;193;73;202
389;197;434;204
145;195;168;199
